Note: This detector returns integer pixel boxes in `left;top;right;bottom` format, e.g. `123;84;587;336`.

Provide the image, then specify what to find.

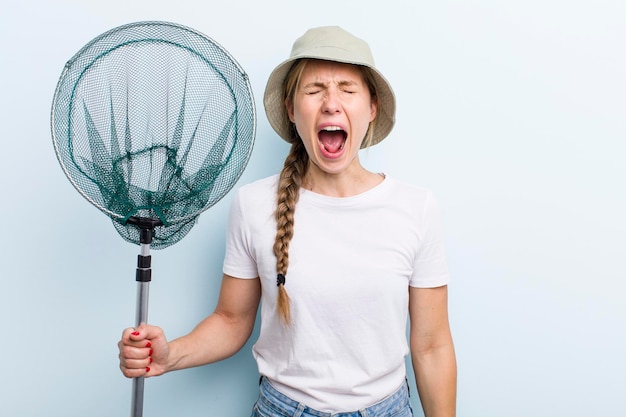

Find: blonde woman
119;26;456;417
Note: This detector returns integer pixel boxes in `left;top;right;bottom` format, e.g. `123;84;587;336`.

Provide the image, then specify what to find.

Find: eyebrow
302;80;359;89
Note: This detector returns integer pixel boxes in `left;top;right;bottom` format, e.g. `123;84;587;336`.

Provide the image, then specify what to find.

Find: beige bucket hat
263;26;396;148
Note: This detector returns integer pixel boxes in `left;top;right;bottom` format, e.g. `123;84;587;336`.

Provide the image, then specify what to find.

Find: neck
302;165;384;197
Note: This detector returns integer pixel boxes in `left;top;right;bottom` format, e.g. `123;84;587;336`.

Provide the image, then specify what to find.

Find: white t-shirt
223;174;449;412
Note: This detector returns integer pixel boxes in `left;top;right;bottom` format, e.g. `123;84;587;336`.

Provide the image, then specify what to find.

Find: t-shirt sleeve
222;189;259;279
410;190;450;287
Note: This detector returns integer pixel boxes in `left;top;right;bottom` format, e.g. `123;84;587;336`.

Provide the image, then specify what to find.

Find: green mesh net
51;21;255;249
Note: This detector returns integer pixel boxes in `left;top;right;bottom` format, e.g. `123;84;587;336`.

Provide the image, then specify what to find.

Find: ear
285;98;295;122
369;97;378;122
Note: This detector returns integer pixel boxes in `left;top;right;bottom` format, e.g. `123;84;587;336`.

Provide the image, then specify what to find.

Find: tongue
319;130;345;153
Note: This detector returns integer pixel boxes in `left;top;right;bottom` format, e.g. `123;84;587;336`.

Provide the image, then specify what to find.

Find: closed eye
303;82;326;95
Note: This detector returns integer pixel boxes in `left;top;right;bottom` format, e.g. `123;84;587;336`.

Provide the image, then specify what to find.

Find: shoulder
377;177;445;230
382;176;438;206
237;174;279;194
234;174;279;202
229;174;278;217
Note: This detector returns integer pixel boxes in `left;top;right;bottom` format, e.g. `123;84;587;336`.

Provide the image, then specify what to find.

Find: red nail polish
145;341;152;348
146;367;150;372
131;331;140;336
149;357;153;364
149;349;153;356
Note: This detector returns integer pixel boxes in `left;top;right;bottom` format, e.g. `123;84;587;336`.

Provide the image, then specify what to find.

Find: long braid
274;140;308;325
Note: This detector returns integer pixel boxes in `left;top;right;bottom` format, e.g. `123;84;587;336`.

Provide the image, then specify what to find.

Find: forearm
167;311;254;372
412;343;457;417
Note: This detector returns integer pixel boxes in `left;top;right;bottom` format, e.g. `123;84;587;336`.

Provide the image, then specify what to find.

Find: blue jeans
250;377;413;417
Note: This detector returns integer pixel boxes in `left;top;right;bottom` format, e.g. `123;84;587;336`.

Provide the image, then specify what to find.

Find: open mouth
318;126;347;154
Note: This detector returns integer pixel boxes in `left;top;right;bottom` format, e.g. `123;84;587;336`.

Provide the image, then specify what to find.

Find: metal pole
131;235;153;417
126;217;161;417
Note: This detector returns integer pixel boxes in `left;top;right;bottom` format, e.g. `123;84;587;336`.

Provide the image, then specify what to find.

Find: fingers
119;352;153;378
121;327;150;346
118;340;153;377
118;325;161;378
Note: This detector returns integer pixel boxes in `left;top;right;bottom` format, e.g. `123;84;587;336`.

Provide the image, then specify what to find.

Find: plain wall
1;0;624;416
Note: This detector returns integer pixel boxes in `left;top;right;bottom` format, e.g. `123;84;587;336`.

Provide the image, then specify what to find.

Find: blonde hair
273;59;378;324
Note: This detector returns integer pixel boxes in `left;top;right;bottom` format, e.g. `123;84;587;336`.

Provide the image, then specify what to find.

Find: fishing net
51;21;255;249
50;21;256;417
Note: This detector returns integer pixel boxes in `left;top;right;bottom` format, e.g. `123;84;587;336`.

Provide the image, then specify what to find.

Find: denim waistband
254;377;412;417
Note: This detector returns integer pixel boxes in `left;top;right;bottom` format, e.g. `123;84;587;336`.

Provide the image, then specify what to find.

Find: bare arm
409;285;457;417
119;274;261;378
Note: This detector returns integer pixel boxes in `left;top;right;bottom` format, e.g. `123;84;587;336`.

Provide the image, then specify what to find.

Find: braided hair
273;140;308;324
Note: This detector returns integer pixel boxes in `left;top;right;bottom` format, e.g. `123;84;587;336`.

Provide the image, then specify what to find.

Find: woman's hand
118;324;170;378
117;274;261;378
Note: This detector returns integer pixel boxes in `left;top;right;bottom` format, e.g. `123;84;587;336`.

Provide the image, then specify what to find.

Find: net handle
128;217;162;417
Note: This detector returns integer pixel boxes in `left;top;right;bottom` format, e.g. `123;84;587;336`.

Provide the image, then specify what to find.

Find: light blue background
1;1;624;416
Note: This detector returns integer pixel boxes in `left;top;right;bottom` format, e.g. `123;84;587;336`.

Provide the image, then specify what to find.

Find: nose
322;89;341;114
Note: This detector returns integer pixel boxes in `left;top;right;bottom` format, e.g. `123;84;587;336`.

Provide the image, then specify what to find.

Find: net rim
50;20;256;226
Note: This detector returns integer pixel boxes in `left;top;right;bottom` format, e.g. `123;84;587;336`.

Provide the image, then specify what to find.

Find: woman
119;26;456;417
